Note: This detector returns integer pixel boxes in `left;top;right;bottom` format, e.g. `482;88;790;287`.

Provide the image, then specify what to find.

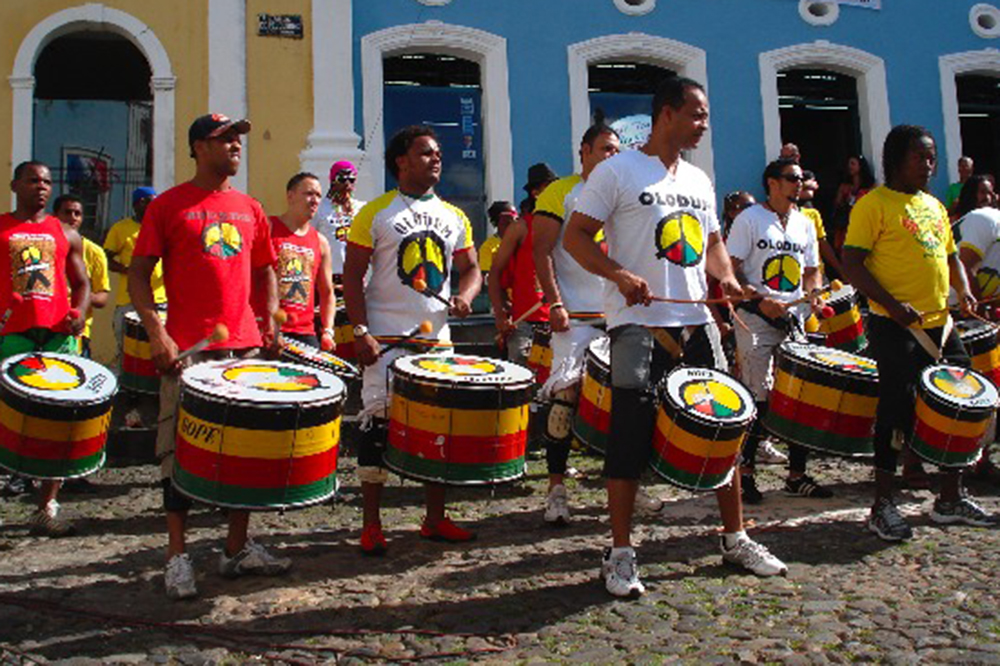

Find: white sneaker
721;534;788;577
29;500;75;537
544;484;571;525
601;547;645;598
218;539;292;579
757;440;789;465
635;487;665;515
165;553;198;600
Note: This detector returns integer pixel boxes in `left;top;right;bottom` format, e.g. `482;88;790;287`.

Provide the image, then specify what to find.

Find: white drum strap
908;315;953;362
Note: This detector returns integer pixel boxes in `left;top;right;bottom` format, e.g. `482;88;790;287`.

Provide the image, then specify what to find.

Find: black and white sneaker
930;496;998;527
784;474;833;499
867;498;913;542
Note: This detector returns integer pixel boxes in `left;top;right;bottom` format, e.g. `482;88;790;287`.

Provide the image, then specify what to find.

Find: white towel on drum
539;323;606;401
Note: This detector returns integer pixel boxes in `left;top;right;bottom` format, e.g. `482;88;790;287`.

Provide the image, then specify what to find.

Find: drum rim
180;358;347;403
279;341;361;378
0;352;117;403
170;474;339;511
658;365;756;426
777;341;878;378
390;353;534;387
918;363;999;408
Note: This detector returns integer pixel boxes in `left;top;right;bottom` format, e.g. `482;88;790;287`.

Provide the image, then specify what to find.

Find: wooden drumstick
378;320;433;358
176;323;229;363
412;277;452;307
0;293;24;335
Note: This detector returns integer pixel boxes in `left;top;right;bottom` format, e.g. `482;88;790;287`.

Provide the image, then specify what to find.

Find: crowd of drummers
2;75;999;601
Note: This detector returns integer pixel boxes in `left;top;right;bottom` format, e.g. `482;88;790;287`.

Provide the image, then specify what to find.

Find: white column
208;0;249;191
151;75;177;193
9;75;34;208
300;0;364;190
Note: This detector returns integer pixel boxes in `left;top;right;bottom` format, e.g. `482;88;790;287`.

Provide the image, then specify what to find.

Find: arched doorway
777;67;862;220
33;31;152;238
956;73;1000;180
589;61;675;150
382;52;486;242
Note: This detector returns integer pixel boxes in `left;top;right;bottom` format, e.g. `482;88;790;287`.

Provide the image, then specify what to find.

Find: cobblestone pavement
1;436;999;664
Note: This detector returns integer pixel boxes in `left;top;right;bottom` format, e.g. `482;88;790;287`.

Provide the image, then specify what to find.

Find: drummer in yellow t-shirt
104;187;167;360
842;124;994;543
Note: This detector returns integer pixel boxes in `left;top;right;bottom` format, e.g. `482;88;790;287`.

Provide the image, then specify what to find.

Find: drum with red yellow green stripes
122;310;166;394
651;367;754;491
764;342;877;456
172;359;345;510
957;320;1000;387
332;306;356;360
386;354;533;485
817;285;867;352
573;337;611;454
526;326;552;385
0;353;116;479
911;364;998;468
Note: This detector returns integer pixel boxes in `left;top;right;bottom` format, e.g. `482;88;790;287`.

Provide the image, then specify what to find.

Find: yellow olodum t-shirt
844;186;955;328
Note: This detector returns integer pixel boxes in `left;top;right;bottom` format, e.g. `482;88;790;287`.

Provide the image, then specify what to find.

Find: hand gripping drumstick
175;323;229;363
0;293;24;336
378;320;433;358
412;277;453;308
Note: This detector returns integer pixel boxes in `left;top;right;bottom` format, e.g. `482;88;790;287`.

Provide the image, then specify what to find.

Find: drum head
779;341;878;379
586;336;610;369
1;352;117;404
958;319;996;344
281;339;360;379
825;284;856;305
392;354;533;388
919;364;999;411
181;359;344;404
662;367;754;425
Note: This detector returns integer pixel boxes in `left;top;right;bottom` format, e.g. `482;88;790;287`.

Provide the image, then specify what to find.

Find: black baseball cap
188;113;251;151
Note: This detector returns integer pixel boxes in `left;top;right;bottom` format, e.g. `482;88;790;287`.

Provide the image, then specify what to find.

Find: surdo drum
280;338;362;418
957;320;1000;388
764;342;878;456
911;364;998;468
651;367;755;491
573;336;612;454
526;327;553;385
0;353;116;479
386;354;534;485
122;310;166;394
817;285;867;352
172;359;345;510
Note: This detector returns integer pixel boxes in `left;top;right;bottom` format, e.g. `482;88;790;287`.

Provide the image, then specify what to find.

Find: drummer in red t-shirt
255;172;335;348
0;161;89;537
129;114;289;601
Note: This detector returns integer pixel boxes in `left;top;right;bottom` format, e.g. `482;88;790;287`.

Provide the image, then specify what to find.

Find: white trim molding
940;49;1000;181
798;0;839;27
613;0;656;16
301;0;364;183
759;40;890;180
10;3;176;198
567;33;713;179
208;0;248;192
360;21;513;204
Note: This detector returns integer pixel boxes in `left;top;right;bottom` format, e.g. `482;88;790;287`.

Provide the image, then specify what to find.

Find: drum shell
0;355;115;479
526;327;552;385
911;365;996;467
650;369;754;492
172;380;343;510
121;312;161;394
573;340;611;455
386;365;533;485
332;308;356;361
959;323;1000;388
763;343;878;456
818;288;868;353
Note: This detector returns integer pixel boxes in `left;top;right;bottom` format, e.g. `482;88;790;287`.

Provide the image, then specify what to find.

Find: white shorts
539;322;606;400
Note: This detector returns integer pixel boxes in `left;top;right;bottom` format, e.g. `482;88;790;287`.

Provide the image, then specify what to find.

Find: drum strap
737;301;791;333
649;327;691;360
908;316;953;362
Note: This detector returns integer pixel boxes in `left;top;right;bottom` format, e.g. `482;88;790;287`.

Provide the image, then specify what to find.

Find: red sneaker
360;523;387;556
420;517;476;543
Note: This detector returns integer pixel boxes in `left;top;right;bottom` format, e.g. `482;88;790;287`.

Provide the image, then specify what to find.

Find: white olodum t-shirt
726;203;819;304
574;150;719;329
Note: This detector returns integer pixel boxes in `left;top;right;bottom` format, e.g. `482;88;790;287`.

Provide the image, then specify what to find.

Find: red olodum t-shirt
133;182;276;350
258;216;322;336
0;214;70;335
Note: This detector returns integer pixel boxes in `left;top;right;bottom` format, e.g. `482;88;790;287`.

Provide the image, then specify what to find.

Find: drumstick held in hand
176;323;229;363
0;293;23;335
378;320;433;358
412;278;452;307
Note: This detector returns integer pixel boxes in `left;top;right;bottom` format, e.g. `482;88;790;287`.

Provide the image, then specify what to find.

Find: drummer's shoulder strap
650;327;683;361
908;315;953;362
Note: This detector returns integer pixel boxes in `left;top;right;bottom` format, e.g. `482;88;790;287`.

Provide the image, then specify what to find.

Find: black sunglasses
780;173;805;183
335;172;357;184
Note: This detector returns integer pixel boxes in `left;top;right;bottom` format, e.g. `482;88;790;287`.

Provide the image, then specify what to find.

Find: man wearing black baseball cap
187;113;251;157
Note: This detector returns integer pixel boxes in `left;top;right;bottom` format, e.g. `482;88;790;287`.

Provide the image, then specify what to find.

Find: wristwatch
322;327;336;339
353;324;369;337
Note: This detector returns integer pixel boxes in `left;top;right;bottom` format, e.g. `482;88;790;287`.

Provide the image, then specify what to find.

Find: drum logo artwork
10;233;56;297
679;378;747;419
398;230;448;295
202;220;243;259
277;243;315;306
8;355;84;391
222;364;320;392
900;204;948;258
931;367;986;401
762;254;801;292
655;211;704;267
416;356;502;377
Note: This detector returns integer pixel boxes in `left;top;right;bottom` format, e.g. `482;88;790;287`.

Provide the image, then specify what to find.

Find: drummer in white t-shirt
565;76;788;598
727;158;828;504
312;160;366;287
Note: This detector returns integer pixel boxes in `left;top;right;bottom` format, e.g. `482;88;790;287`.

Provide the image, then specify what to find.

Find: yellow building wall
245;0;314;214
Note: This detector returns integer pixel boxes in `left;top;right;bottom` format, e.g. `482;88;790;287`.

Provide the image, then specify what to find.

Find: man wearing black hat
130;113;289;600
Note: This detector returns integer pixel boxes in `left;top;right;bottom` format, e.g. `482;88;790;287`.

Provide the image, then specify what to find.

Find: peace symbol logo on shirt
977;267;1000;299
762;254;802;292
654;212;704;267
201;221;243;259
397;230;448;295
